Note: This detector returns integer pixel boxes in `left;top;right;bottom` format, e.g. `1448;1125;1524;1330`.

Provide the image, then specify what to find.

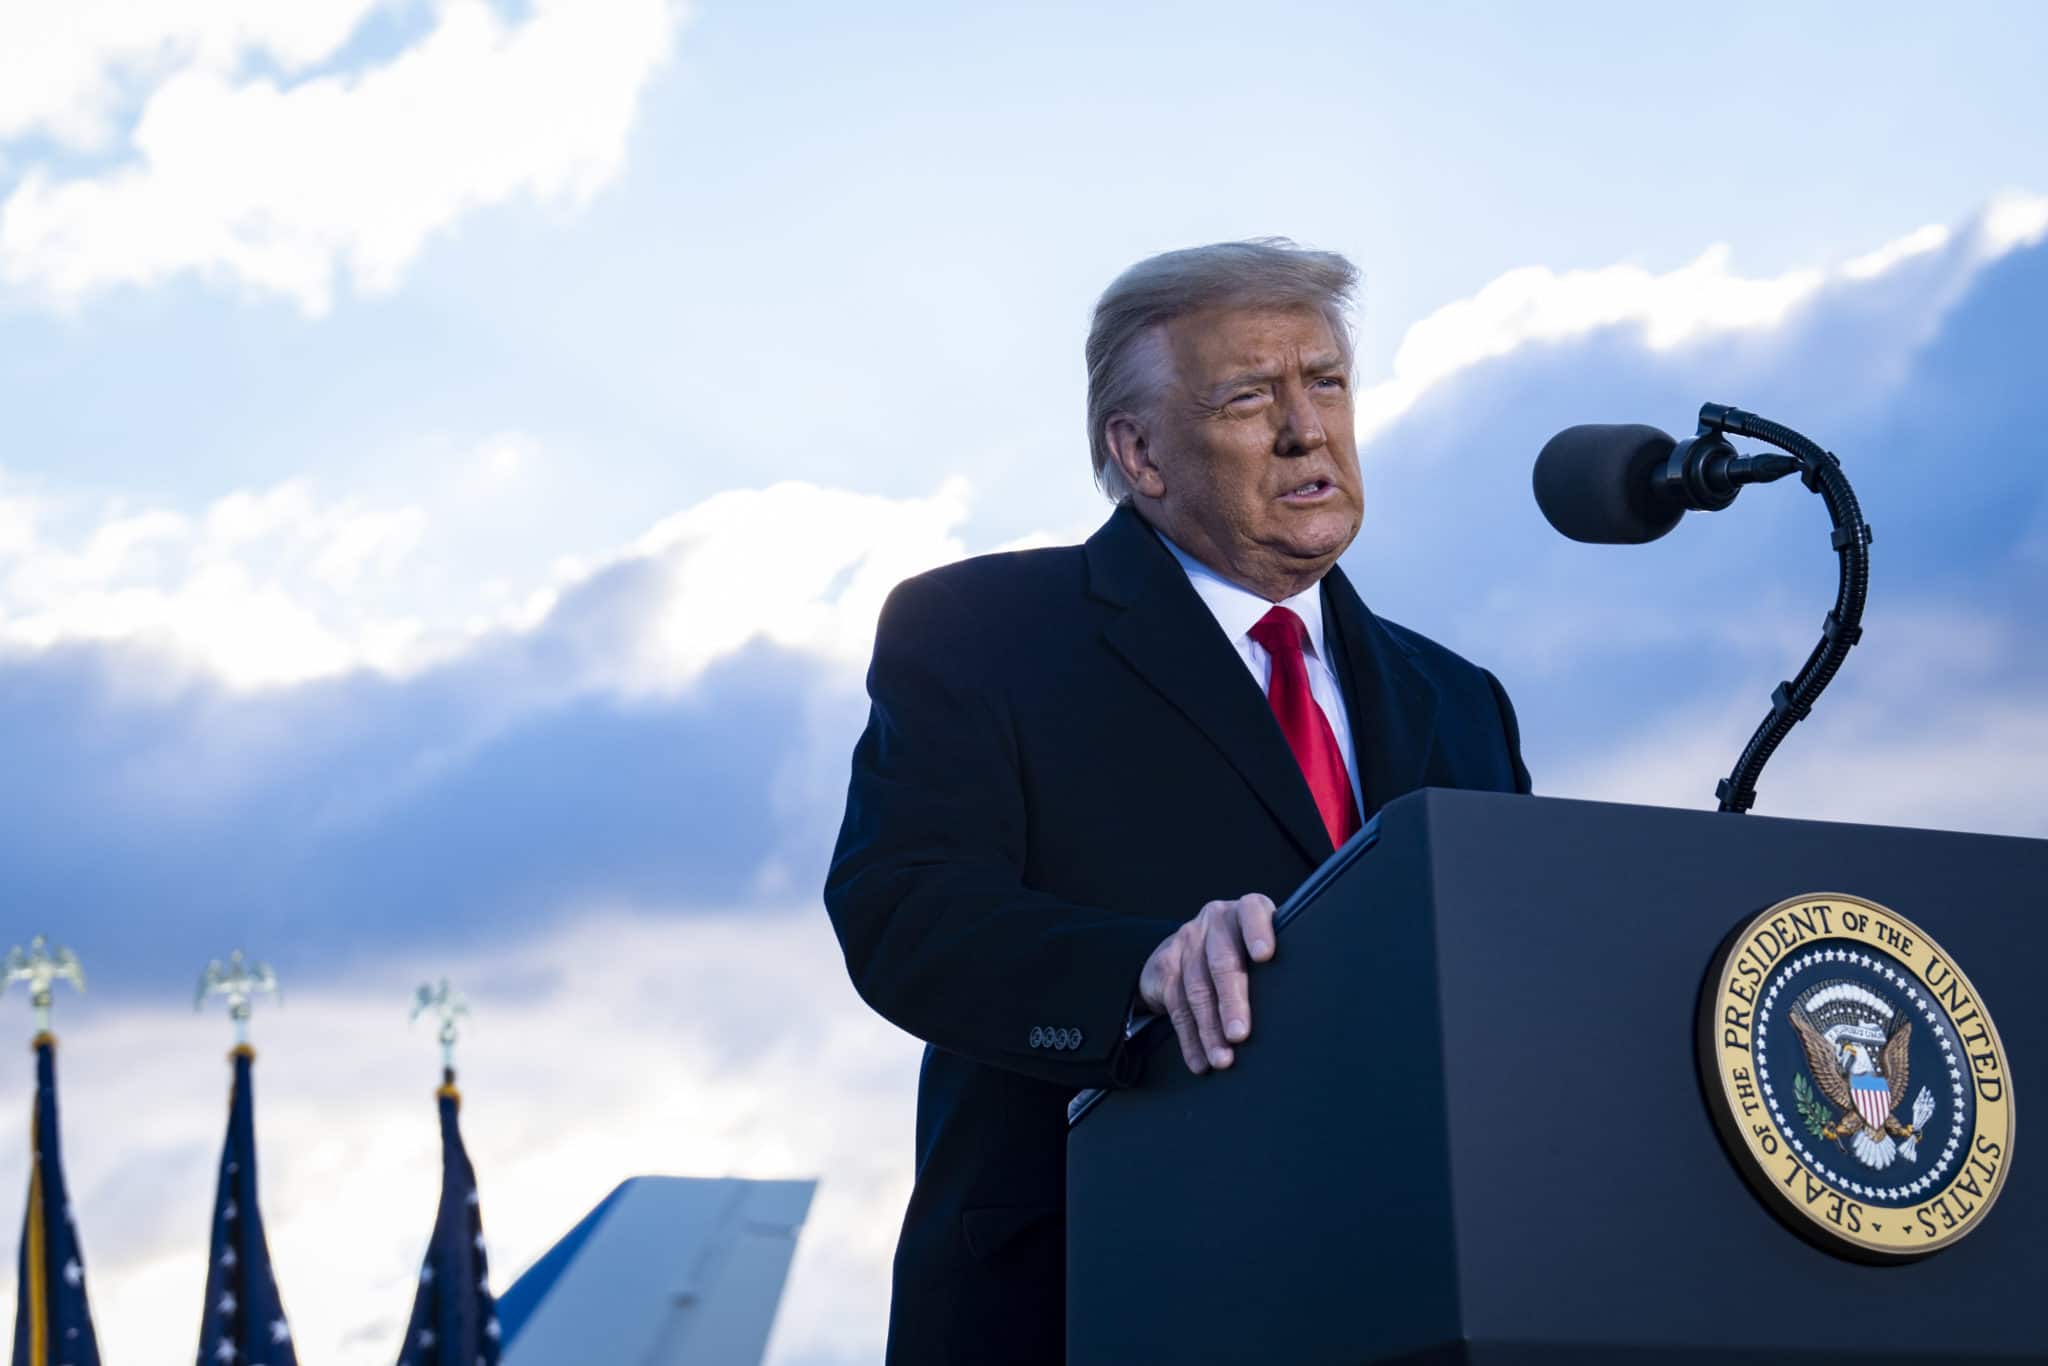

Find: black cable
1696;403;1873;814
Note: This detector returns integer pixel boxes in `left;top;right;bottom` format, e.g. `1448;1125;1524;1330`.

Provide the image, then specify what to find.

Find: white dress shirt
1157;533;1364;820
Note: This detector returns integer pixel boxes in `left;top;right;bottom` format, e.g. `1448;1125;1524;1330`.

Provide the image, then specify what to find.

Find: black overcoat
825;505;1532;1364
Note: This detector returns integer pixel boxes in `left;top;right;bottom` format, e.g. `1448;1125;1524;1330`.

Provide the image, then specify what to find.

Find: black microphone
1533;422;1802;544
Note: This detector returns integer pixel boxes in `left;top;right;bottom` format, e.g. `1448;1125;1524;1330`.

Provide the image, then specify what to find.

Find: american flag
195;1046;297;1366
10;1034;101;1366
396;1081;500;1366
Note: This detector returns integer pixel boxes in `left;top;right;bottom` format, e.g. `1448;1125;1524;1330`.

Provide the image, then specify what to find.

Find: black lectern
1067;790;2047;1363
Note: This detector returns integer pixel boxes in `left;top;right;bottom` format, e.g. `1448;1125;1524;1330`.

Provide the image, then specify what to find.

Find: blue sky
1;3;2044;1362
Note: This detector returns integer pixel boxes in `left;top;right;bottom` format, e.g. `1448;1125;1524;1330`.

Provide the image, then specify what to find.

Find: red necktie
1248;605;1361;850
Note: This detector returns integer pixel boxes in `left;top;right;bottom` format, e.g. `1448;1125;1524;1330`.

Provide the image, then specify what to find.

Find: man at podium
825;239;1531;1365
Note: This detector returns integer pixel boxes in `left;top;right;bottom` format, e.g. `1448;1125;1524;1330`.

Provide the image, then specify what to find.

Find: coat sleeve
824;571;1179;1089
1481;667;1534;795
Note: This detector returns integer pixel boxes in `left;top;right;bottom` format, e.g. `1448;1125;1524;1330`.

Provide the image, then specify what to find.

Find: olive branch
1793;1071;1835;1141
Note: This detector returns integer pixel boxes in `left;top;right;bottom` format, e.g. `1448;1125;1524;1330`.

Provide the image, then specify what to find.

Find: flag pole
401;977;503;1364
6;936;104;1366
192;949;299;1366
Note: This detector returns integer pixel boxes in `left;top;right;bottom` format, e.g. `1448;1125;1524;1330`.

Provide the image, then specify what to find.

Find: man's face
1118;304;1363;601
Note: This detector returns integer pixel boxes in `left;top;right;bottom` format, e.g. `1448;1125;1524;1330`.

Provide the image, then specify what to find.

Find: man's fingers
1161;966;1207;1074
1239;893;1278;963
1206;914;1251;1045
1181;925;1232;1069
1141;897;1278;1077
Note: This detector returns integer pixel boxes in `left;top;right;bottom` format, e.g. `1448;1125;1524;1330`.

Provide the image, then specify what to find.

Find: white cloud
0;0;386;149
1977;189;2048;256
0;0;686;314
616;478;974;694
1353;194;2044;445
309;504;426;591
1353;244;1825;443
0;468;977;692
1842;223;1950;281
0;477;431;686
0;909;917;1366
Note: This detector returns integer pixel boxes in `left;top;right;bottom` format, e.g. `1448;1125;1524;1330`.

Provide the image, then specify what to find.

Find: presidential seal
1700;893;2014;1261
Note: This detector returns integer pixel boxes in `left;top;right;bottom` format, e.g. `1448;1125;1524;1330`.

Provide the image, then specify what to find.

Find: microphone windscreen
1533;424;1683;544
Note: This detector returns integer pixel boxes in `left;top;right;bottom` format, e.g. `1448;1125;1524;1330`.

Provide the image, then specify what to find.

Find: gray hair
1084;238;1360;503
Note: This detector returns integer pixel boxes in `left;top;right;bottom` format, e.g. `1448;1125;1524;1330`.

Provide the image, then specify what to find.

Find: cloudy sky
1;3;2044;1361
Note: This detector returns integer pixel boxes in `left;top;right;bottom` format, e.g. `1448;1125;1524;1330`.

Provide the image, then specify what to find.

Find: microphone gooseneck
1696;403;1872;815
1530;403;1873;814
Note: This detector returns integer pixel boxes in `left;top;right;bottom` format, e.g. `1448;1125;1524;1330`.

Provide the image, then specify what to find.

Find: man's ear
1104;414;1167;500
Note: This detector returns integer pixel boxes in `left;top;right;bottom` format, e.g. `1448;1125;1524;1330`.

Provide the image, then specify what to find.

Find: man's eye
1312;375;1346;390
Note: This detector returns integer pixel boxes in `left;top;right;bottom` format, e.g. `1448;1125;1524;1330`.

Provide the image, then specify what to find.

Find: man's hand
1137;894;1277;1074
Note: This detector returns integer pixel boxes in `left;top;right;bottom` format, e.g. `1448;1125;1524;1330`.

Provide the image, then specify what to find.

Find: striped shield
1851;1072;1893;1130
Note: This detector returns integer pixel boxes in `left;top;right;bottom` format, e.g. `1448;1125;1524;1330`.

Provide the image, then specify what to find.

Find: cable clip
1830;523;1874;552
1822;609;1864;648
1770;681;1813;723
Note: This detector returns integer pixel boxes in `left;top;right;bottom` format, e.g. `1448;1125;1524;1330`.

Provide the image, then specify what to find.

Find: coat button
1029;1026;1045;1048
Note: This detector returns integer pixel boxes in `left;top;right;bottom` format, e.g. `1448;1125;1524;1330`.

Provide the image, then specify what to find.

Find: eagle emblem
1788;981;1936;1171
1704;894;2015;1262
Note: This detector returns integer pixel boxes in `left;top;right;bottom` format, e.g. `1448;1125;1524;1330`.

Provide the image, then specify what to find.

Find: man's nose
1276;384;1327;454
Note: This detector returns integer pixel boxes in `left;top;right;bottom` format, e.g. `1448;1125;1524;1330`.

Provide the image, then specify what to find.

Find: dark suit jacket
824;506;1531;1364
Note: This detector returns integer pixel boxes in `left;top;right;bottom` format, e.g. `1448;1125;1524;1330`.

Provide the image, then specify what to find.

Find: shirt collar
1156;531;1329;661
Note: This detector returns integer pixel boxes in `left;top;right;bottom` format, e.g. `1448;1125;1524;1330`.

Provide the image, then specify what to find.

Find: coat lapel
1321;563;1440;818
1086;508;1335;865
